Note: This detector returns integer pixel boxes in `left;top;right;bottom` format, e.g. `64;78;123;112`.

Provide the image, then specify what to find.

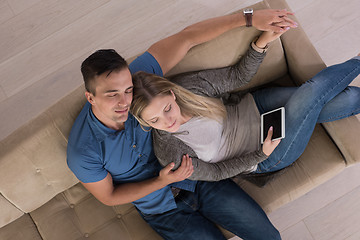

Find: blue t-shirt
67;52;196;215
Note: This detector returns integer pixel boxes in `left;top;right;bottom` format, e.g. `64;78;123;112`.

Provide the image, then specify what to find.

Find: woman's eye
151;119;158;124
165;105;171;112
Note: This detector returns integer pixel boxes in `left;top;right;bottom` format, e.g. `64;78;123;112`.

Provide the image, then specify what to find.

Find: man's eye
165;105;171;112
125;89;133;94
107;94;117;97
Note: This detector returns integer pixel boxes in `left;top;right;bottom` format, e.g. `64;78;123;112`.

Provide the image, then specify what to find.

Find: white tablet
261;107;285;144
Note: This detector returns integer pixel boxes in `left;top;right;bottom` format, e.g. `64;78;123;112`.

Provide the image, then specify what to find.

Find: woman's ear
170;89;176;100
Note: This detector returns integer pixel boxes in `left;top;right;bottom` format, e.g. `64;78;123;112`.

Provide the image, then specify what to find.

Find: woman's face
141;91;184;132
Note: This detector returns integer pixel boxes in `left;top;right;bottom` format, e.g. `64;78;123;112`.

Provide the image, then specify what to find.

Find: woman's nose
165;116;173;126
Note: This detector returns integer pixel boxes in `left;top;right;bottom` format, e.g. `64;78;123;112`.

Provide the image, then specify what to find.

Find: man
67;8;296;240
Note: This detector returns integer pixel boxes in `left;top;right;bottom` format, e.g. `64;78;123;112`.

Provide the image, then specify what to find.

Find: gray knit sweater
153;45;268;181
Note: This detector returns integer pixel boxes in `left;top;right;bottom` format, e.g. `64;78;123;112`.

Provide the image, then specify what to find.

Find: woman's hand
158;154;194;184
255;27;291;49
262;126;281;156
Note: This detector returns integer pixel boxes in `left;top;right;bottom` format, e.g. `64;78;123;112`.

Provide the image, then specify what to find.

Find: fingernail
270;126;273;130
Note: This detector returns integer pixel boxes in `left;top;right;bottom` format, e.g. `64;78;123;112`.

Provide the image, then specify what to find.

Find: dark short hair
81;49;128;95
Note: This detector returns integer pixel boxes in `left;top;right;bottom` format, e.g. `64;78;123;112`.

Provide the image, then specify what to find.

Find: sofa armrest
322;117;360;166
268;0;360;166
266;0;327;85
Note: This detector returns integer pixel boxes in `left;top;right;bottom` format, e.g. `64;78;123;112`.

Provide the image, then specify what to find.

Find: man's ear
85;92;95;105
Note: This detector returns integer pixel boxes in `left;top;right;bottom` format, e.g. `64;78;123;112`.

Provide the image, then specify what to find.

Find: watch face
244;8;253;14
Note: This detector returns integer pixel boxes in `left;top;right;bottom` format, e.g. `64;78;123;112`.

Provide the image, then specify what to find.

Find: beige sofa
1;0;360;239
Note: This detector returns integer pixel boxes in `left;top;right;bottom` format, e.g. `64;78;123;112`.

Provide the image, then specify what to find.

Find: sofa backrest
0;1;289;228
0;86;85;227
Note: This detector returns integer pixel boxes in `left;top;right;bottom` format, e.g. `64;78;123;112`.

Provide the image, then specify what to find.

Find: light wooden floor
1;0;360;239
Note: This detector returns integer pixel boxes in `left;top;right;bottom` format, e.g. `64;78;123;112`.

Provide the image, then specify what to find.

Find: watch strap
243;8;253;27
245;13;252;27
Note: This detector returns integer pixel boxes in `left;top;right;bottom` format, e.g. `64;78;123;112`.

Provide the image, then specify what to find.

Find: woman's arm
170;41;266;98
170;30;290;98
153;130;267;181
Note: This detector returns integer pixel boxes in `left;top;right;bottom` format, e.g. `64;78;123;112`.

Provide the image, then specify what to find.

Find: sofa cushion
46;85;87;140
234;124;346;213
322;117;360;166
30;183;162;240
0;214;42;240
0;111;78;214
0;194;23;228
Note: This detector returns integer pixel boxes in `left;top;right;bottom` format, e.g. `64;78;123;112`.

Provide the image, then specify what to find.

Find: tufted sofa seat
1;0;360;239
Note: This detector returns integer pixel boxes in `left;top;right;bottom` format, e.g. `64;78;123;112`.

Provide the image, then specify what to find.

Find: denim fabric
138;179;281;240
252;57;360;173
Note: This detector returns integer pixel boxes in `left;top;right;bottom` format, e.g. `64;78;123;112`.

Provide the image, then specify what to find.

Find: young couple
67;8;360;240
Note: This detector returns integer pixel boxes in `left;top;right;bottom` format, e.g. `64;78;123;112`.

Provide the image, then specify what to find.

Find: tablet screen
262;108;284;143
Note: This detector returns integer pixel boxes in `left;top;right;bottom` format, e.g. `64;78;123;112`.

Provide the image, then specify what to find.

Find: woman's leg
252;57;360;173
317;86;360;122
252;86;360;122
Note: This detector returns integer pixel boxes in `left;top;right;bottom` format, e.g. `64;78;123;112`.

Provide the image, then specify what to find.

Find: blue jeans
138;179;280;240
252;57;360;173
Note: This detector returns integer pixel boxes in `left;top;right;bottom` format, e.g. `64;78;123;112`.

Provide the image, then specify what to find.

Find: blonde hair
130;71;227;127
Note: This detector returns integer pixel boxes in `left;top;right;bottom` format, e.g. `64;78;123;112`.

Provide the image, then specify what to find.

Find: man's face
86;68;133;130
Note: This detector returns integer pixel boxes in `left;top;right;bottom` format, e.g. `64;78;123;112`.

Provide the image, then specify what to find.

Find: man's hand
158;154;194;184
262;126;281;156
252;9;297;33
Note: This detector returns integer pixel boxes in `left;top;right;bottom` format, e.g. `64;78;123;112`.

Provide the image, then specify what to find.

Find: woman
130;30;360;182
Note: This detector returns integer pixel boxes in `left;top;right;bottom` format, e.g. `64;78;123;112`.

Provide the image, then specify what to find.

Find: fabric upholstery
30;183;162;240
0;111;78;214
0;195;23;228
0;214;42;240
322;118;360;166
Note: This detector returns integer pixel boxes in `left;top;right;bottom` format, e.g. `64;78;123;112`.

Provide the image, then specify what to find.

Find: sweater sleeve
153;130;268;181
169;44;266;98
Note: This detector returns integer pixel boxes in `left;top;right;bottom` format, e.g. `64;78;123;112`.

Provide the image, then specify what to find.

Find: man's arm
148;9;296;74
81;156;193;206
